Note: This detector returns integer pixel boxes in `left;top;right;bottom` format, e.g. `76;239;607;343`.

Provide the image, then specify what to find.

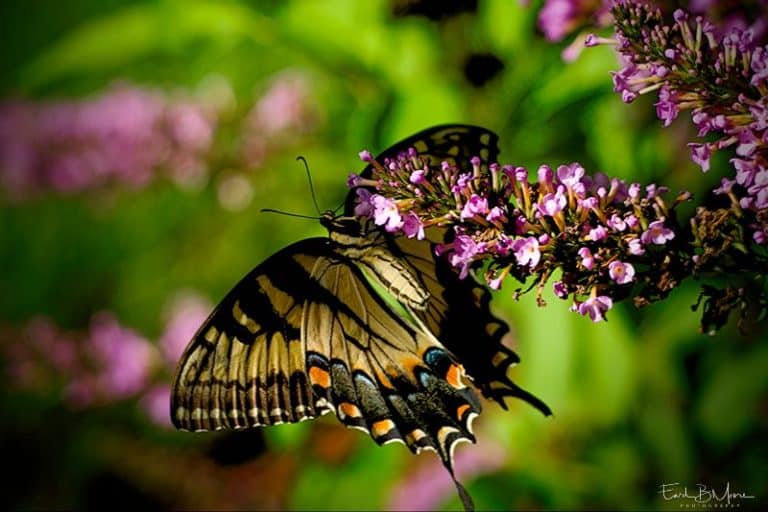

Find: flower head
608;261;636;284
577;295;613;322
512;237;541;268
641;220;675;245
402;212;426;240
371;194;403;232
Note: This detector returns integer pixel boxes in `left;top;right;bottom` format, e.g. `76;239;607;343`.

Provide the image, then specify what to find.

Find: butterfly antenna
297;156;322;215
331;197;346;215
260;208;319;220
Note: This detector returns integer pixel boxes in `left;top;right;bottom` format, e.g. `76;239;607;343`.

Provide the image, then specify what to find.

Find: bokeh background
1;1;766;510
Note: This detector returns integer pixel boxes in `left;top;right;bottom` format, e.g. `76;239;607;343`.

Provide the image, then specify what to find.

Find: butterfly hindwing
390;231;551;415
345;124;551;416
300;243;481;455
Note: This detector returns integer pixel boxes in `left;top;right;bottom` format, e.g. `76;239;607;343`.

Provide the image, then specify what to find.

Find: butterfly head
320;210;376;244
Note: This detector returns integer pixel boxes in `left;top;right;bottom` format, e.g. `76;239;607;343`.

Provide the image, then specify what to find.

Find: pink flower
141;384;173;428
486;206;507;223
460;194;489;219
641;220;675;245
371;194;403;232
388;440;506;511
608;261;635;284
538;0;580;42
751;46;768;86
607;214;627;231
494;234;514;257
556;162;585;188
689;143;712;172
402;212;425;240
578;247;595;270
354;188;373;217
628;237;645;256
86;312;157;401
346;173;361;187
448;235;486;279
577;295;613;322
713;178;735;195
159;292;213;368
538;187;567;216
409;169;426;184
589;225;607;241
512;237;541;268
553;280;569;298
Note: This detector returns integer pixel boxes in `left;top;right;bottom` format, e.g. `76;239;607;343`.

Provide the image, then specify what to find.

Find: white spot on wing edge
466;412;479;435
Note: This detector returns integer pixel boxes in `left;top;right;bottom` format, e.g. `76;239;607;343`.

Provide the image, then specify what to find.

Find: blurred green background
1;1;766;510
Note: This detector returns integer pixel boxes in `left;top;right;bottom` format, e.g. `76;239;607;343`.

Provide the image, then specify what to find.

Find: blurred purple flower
389;441;506;511
0;83;218;197
86;311;157;401
460;194;489;219
141;384;173;428
159;292;213;368
240;71;317;168
354;188;373;217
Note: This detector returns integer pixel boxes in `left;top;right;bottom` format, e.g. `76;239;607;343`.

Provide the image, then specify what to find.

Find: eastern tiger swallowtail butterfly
171;124;551;511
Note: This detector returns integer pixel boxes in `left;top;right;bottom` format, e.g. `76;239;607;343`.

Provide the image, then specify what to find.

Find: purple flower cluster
1;313;158;407
0;72;320;205
349;148;690;322
0;83;217;197
594;2;768;242
537;0;612;43
0;291;211;427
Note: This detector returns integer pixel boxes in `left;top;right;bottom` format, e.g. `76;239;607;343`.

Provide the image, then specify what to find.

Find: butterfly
171;124;551;511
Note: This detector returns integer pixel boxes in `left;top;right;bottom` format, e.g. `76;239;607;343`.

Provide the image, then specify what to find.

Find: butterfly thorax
319;210;430;311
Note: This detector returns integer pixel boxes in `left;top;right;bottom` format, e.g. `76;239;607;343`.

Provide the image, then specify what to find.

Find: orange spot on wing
456;403;471;420
446;363;466;389
309;366;331;389
405;428;427;445
372;419;395;438
339;402;362;419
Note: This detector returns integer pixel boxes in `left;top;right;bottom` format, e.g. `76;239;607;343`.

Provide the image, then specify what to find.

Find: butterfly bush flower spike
349;141;690;322
588;1;768;247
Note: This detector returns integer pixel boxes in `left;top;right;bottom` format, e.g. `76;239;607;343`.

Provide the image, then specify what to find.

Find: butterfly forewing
172;239;331;431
